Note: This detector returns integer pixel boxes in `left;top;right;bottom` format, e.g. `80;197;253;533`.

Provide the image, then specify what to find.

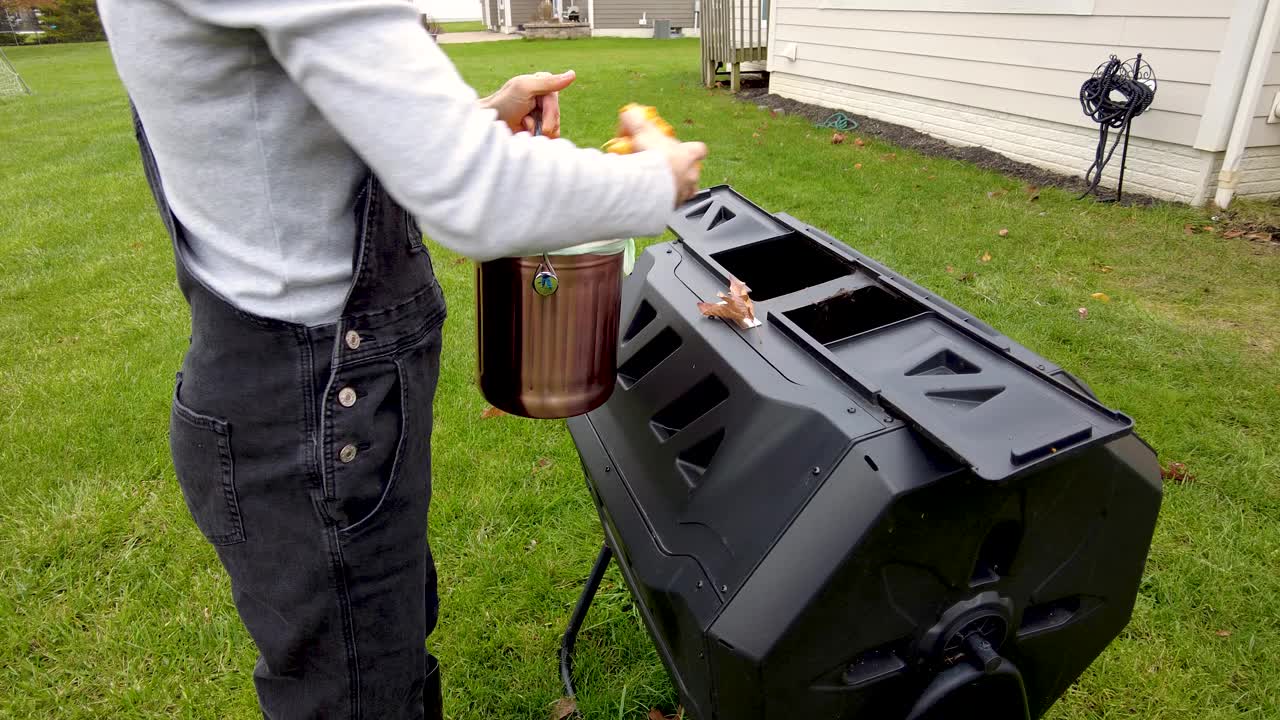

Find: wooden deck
700;0;769;91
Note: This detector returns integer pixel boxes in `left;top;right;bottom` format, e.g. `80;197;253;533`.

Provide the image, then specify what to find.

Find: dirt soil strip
736;87;1165;207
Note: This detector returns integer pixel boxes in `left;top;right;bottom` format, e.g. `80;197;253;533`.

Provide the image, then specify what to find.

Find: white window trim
814;0;1094;14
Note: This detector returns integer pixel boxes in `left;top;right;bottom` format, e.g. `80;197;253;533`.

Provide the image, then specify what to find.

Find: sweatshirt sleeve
167;0;677;261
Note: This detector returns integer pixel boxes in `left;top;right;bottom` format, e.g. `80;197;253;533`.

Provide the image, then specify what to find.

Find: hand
480;70;577;138
620;106;708;205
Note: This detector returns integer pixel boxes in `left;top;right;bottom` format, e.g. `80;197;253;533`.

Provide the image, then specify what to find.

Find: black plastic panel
566;187;1161;720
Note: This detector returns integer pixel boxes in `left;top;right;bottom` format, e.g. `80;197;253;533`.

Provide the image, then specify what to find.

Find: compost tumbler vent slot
925;387;1005;412
1019;596;1084;637
650;375;730;440
842;644;909;689
623;300;658;342
906;349;981;377
685;198;714;220
676;429;726;488
970;520;1021;586
706;205;736;231
618;327;681;389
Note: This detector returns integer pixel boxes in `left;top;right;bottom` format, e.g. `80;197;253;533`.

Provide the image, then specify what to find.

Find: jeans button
338;387;357;407
345;330;361;350
339;444;358;463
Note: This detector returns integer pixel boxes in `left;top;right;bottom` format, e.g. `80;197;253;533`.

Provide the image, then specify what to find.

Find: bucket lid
541;237;637;275
546;237;629;256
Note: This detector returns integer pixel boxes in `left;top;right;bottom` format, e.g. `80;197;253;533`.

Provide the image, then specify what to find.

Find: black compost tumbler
564;187;1162;720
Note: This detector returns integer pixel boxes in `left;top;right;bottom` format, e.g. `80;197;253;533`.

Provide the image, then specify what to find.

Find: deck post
731;62;741;92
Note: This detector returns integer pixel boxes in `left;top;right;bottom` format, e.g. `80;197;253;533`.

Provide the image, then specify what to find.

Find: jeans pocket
406;210;425;255
169;379;245;546
330;358;407;535
333;324;442;537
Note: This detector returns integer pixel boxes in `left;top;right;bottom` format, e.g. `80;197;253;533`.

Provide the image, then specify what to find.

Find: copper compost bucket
476;245;626;419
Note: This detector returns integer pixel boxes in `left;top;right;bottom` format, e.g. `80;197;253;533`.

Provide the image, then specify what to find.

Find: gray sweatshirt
99;0;676;325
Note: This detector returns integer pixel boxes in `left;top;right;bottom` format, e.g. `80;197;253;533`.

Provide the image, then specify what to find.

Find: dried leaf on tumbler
698;276;760;329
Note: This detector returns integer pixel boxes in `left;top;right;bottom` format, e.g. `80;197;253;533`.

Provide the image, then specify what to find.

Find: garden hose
817;112;858;132
1078;55;1155;199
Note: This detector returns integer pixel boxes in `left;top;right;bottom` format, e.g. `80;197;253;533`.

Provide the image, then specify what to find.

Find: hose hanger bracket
1078;53;1158;204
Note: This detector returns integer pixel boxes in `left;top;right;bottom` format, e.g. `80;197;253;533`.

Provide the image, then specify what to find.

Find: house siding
417;0;482;21
769;72;1214;202
510;0;540;26
594;0;696;29
767;0;1280;203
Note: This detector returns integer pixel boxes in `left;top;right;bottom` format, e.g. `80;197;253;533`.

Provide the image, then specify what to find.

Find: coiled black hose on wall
1079;54;1156;201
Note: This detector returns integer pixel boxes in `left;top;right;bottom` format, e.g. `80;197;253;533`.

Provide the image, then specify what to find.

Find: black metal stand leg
1116;121;1133;203
559;543;614;699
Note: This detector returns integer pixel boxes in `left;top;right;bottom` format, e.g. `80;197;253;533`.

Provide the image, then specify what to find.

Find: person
97;1;708;718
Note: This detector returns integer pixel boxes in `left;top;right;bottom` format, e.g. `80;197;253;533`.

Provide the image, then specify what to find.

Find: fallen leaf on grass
1094;263;1115;273
452;257;468;266
1161;461;1194;484
1025;185;1040;201
1077;307;1088;320
1184;224;1194;236
1223;230;1245;239
550;697;577;720
928;175;937;180
854;163;863;169
203;607;211;622
684;118;695;125
1203;226;1216;233
946;265;955;274
1090;292;1111;303
997;229;1009;237
854;137;865;147
533;457;554;474
980;251;992;263
698;276;760;329
882;153;897;161
480;406;506;419
1216;630;1232;638
649;710;667;720
831;132;846;144
1246;231;1276;243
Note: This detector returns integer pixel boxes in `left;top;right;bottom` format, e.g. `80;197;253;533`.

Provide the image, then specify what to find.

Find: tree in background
39;0;103;43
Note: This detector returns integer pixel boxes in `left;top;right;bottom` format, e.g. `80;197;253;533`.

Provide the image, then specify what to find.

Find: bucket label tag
533;271;559;296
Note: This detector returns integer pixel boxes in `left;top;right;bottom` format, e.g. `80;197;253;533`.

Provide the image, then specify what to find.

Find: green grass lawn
439;21;487;33
2;39;1278;719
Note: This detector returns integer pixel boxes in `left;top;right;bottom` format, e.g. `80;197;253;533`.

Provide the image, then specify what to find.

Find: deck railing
700;0;769;90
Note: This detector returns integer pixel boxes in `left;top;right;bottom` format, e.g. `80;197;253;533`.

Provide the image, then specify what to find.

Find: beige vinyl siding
1205;145;1280;199
769;3;1228;146
767;1;1280;203
594;0;695;29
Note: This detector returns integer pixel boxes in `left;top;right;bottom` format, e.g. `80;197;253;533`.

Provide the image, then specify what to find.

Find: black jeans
132;102;448;719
